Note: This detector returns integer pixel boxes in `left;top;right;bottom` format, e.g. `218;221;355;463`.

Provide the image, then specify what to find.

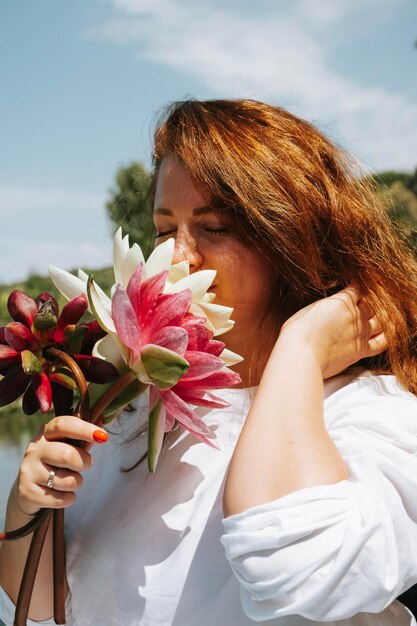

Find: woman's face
153;156;274;348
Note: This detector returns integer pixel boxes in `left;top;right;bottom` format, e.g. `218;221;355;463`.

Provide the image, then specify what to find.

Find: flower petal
168;260;189;283
147;387;166;473
138;270;169;332
48;369;78;390
33;372;53;413
64;325;88;354
22;381;41;415
190;301;234;336
92;334;128;369
161;389;217;446
126;264;144;325
5;323;40;352
112;284;141;363
0;344;21;370
150;326;188;356
49;265;87;301
87;275;116;334
219;347;244;366
180;351;225;382
58;294;88;326
164;269;216;302
113;227;130;285
175;367;241;390
173;387;230;409
7;291;38;328
140;344;189;390
81;321;107;354
145;238;174;278
21;350;42;374
0;367;30;407
0;328;7;345
120;244;146;288
146;289;192;337
51;382;74;416
73;355;119;384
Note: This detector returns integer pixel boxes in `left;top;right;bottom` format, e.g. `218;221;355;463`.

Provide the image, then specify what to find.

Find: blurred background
0;1;416;606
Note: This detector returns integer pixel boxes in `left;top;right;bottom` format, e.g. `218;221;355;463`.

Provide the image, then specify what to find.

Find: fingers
43;415;108;446
15;415;108;516
42;465;84;493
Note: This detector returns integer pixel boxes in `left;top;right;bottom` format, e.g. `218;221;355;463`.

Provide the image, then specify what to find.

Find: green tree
106;162;155;257
371;169;417;249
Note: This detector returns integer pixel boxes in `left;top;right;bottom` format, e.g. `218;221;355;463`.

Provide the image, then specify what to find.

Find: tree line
1;162;416;326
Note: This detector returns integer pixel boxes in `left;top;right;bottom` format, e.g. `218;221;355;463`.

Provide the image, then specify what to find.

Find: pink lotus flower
92;264;241;471
0;290;118;415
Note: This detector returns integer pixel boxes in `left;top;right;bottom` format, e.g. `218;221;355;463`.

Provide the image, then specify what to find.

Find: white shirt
1;371;417;625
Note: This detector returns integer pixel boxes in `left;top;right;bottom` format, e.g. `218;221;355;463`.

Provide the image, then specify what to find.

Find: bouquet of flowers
0;229;242;626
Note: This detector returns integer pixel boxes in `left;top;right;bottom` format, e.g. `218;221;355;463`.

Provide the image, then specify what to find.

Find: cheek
223;247;273;303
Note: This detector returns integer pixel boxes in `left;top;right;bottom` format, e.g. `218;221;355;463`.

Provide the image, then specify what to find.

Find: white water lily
49;228;242;367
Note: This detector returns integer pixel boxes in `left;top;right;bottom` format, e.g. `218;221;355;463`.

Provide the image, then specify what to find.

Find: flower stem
14;511;53;626
53;509;66;624
46;347;90;420
89;370;138;424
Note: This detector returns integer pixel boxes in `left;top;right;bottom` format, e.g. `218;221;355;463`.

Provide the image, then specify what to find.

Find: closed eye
203;227;228;235
154;228;177;239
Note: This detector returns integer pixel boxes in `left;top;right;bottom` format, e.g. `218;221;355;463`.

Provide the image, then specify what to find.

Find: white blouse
1;371;417;625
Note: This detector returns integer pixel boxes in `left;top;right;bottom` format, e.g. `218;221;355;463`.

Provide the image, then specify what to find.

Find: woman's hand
278;283;387;379
12;416;108;518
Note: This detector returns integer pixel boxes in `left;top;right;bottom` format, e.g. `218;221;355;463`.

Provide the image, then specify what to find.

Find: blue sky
1;0;416;283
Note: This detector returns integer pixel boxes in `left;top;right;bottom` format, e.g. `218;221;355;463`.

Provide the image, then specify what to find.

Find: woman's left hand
277;283;388;379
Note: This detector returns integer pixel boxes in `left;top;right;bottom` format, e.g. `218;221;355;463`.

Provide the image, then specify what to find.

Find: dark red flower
0;290;118;415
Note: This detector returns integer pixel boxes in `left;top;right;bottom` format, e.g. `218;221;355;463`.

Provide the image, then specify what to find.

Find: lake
0;411;44;529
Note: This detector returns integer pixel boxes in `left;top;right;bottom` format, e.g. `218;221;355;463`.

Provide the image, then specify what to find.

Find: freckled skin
153;156;274;357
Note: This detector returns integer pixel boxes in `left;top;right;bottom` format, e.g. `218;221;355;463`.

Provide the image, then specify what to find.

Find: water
0;442;25;529
0;411;43;529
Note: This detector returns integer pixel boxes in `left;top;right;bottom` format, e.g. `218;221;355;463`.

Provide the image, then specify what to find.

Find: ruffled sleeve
221;375;417;622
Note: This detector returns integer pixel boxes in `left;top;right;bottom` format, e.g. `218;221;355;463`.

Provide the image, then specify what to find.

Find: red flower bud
54;294;88;343
4;323;40;352
74;355;119;384
0;344;21;371
0;328;7;345
32;372;53;413
58;294;88;326
7;291;38;328
0;367;30;407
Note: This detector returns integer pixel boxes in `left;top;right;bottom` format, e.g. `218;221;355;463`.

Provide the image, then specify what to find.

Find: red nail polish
93;430;108;443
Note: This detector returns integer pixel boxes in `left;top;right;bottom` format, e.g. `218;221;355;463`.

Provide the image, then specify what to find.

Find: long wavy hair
150;99;417;394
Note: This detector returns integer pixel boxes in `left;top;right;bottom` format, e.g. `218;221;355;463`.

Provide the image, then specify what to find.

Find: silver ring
46;468;57;489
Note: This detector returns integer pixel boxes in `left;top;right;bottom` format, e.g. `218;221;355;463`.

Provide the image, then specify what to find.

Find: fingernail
93;429;108;443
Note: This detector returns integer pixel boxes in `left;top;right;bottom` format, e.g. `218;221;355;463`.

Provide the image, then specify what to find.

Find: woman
1;99;417;625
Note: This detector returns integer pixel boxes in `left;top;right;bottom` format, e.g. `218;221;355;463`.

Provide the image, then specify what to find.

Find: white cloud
86;0;417;172
0;185;112;284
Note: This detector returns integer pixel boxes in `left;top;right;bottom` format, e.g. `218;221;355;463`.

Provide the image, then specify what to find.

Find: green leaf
48;368;78;390
141;344;189;390
21;350;42;374
147;396;165;473
64;324;87;354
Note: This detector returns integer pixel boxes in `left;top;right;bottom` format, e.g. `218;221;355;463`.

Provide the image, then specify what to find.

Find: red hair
151;99;417;393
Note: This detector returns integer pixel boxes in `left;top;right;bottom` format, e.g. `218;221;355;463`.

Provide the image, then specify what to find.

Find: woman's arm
0;416;107;621
223;285;387;516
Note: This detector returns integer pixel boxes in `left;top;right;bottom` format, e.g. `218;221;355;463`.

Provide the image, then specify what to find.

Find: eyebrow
153;206;216;217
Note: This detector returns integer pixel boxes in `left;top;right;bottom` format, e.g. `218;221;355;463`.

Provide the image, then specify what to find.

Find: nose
172;229;203;271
